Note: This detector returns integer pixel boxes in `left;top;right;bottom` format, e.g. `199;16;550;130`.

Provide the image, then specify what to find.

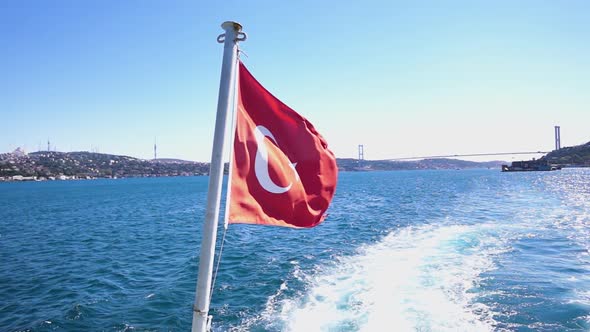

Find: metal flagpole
192;21;246;332
223;54;240;229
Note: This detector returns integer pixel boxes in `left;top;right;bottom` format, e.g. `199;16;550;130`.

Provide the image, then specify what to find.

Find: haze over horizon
2;1;589;162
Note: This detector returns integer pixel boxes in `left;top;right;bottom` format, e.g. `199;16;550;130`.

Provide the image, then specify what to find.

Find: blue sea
1;169;589;331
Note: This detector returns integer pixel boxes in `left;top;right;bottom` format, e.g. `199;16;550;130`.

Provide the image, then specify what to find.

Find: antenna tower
358;144;364;167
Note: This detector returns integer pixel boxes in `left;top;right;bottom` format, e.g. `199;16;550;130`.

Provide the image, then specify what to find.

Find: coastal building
11;175;37;181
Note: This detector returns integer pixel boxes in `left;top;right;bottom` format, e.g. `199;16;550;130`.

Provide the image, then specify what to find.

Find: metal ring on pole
217;34;225;43
236;32;247;42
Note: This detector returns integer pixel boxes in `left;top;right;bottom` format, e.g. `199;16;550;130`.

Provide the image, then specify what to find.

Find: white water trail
256;223;505;332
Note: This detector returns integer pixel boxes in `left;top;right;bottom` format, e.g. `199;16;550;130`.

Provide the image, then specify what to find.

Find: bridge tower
554;126;561;151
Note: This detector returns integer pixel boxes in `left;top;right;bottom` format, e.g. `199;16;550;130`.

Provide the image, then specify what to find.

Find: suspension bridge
359;126;561;162
378;151;550;162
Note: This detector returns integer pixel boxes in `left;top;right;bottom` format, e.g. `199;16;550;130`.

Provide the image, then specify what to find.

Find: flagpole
192;21;245;332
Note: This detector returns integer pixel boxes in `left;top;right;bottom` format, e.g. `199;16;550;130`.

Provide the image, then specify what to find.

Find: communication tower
358;144;364;167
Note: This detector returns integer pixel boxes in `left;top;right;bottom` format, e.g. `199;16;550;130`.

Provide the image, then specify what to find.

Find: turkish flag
228;62;338;228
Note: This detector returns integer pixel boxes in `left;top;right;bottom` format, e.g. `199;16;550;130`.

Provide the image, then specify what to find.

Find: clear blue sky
1;1;588;161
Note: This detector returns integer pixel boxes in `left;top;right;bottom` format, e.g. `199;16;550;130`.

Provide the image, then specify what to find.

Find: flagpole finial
221;21;242;32
218;21;247;44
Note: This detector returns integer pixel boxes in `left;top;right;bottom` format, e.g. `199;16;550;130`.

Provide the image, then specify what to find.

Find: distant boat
501;159;561;172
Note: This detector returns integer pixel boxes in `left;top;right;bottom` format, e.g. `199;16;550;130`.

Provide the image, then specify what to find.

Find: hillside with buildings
543;141;590;166
0;149;519;182
0;150;209;181
0;149;509;182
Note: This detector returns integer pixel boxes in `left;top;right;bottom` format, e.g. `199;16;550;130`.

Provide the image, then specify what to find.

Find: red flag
228;62;338;228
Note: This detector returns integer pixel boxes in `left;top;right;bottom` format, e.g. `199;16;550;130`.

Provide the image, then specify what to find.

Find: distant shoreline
1;150;509;183
0;151;211;181
0;167;493;183
4;166;590;183
0;173;206;183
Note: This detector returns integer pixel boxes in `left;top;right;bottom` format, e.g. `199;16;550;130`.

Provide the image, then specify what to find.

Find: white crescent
254;125;299;194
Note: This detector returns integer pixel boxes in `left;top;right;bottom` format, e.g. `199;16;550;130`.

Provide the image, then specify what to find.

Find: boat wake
228;170;590;331
240;223;506;331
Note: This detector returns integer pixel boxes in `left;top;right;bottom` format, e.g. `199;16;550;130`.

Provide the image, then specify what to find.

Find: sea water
1;169;589;331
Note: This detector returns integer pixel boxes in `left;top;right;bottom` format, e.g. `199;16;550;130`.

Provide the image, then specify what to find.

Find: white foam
254;224;503;331
569;290;590;306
